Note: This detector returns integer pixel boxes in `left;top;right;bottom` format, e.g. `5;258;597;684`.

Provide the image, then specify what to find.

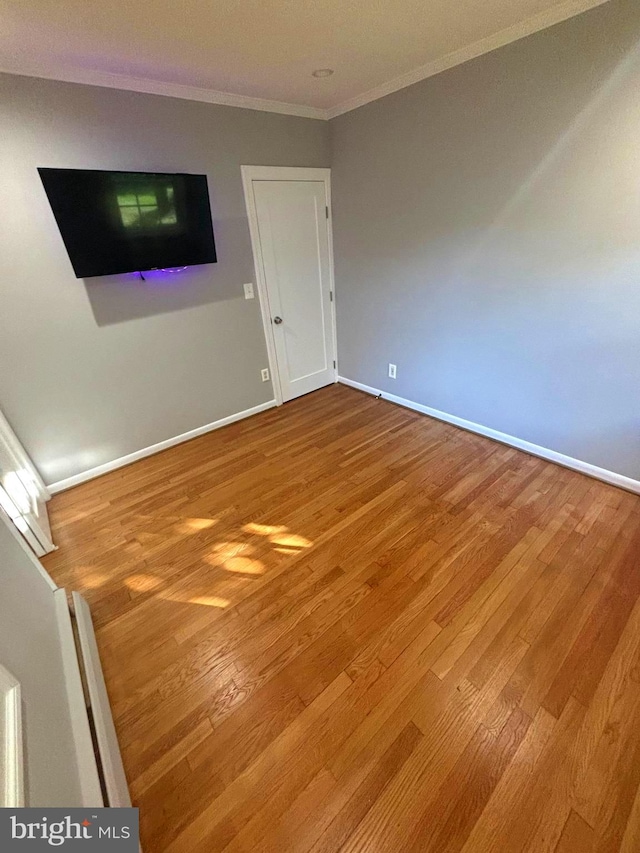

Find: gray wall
0;74;329;485
0;516;84;806
331;0;640;480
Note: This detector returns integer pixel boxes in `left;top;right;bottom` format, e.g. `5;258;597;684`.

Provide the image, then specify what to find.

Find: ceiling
0;0;610;119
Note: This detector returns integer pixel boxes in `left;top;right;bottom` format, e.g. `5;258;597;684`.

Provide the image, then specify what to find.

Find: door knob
273;316;283;324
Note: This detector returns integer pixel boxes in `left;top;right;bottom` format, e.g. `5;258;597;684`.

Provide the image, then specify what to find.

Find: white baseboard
49;400;277;494
339;376;640;495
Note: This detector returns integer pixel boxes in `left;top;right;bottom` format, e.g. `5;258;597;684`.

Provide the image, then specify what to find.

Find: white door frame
0;409;54;555
241;165;338;406
0;662;23;807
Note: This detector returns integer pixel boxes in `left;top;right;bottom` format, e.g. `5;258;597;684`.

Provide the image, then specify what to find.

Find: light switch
243;282;255;300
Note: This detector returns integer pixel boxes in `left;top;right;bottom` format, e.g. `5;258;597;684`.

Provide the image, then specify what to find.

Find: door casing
0;409;54;555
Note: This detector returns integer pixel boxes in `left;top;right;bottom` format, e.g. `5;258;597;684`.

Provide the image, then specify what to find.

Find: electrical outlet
388;363;397;379
261;368;270;382
243;282;255;300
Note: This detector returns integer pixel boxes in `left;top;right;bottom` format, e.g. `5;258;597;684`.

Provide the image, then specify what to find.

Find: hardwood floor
42;383;640;852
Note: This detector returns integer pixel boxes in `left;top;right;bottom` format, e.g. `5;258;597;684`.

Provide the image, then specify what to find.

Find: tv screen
38;168;217;278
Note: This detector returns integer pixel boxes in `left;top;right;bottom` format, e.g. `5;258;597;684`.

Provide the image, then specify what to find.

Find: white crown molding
326;0;612;118
0;0;611;120
338;377;640;496
0;61;328;120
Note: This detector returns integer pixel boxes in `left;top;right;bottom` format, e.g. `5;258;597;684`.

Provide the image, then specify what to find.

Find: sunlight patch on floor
243;522;288;535
215;555;265;575
211;541;255;558
270;533;312;548
187;595;230;608
125;573;164;592
177;517;218;533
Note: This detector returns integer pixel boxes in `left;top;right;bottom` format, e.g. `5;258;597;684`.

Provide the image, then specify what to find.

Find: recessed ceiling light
312;69;334;78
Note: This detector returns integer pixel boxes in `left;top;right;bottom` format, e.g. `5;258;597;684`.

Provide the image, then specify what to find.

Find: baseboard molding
49;400;277;494
339;376;640;495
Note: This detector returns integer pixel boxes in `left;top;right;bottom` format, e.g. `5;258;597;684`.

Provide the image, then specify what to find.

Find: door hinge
333;360;336;369
329;290;333;302
325;206;329;219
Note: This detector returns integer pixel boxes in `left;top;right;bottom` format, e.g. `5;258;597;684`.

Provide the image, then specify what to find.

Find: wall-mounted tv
38;168;217;278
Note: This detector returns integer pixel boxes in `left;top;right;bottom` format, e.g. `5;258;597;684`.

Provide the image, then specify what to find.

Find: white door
244;168;336;403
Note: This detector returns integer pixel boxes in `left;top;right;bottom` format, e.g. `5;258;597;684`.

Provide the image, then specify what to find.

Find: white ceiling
0;0;610;119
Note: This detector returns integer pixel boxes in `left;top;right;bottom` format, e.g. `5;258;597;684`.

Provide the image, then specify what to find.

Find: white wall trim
53;589;104;807
241;168;284;406
0;410;50;499
0;0;608;121
241;166;333;182
48;400;277;494
325;0;611;118
0;62;328;120
339;376;640;496
324;173;340;380
0;664;24;808
0;409;55;555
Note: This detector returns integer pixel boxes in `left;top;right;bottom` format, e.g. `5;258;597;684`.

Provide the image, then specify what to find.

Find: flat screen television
38;168;217;278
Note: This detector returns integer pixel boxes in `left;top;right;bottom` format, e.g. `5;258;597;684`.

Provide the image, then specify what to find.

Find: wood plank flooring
42;383;640;852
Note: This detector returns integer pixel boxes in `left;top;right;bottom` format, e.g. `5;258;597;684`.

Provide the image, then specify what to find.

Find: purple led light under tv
132;267;188;282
